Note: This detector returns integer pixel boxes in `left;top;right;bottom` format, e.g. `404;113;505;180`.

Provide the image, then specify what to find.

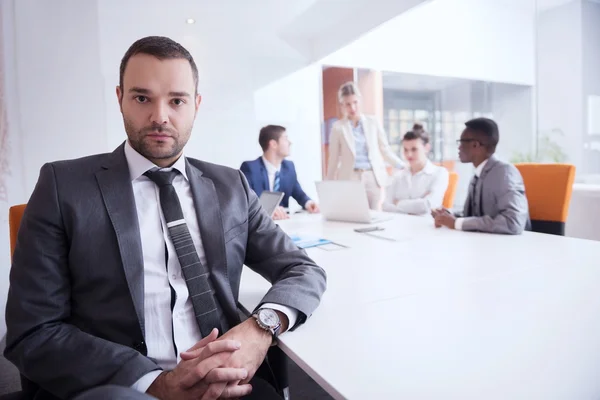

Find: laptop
315;181;392;224
259;191;285;218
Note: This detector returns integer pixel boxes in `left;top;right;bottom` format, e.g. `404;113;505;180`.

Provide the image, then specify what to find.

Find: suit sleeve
239;171;326;329
326;124;341;180
289;163;311;208
4;164;159;399
461;165;529;234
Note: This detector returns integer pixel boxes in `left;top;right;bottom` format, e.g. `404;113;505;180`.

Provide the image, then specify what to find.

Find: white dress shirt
125;142;297;392
262;156;281;192
382;161;449;215
455;158;489;231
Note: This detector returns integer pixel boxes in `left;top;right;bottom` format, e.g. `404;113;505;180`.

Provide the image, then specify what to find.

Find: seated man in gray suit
4;36;326;400
431;117;529;235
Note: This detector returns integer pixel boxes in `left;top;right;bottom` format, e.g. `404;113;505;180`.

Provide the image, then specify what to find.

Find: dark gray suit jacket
4;143;326;399
461;156;530;235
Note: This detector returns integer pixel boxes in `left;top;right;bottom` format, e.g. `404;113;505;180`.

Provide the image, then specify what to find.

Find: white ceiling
96;0;428;86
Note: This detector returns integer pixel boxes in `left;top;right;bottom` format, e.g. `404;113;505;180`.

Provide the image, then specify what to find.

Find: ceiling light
186;18;195;24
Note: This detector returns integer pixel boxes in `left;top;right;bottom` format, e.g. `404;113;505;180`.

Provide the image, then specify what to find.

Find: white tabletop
239;213;600;399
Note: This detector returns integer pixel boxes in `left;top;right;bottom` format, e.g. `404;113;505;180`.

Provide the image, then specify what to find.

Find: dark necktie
144;169;222;337
469;175;480;217
273;171;281;192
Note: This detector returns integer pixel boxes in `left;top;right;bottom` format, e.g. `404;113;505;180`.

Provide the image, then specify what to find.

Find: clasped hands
147;316;277;400
431;207;457;229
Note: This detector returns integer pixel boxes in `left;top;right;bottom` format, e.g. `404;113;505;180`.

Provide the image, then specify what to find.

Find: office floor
288;357;333;400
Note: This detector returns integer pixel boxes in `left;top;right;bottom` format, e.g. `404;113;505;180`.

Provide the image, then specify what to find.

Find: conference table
238;213;600;399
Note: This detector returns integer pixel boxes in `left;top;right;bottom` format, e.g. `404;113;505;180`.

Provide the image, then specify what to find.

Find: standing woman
326;81;404;210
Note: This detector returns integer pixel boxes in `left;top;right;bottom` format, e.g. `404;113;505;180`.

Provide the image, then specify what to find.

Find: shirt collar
261;156;281;175
349;115;364;130
124;140;188;181
421;160;436;175
474;158;489;177
405;160;436;176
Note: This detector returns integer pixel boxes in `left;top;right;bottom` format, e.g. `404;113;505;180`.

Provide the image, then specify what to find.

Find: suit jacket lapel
186;160;240;326
476;156;497;216
95;144;146;336
279;162;288;193
341;119;356;155
479;156;497;182
258;158;270;191
464;180;473;217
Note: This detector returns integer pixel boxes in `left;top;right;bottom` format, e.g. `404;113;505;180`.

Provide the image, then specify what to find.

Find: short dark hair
464;117;499;152
338;82;361;102
119;36;199;95
403;130;430;145
258;125;286;151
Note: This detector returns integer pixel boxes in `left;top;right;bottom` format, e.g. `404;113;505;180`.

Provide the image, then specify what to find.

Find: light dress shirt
124;141;297;392
382;160;449;215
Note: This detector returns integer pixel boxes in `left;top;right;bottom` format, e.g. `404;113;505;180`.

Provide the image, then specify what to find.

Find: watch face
258;309;279;328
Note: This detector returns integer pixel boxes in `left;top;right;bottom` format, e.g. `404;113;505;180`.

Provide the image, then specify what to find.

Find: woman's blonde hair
337;81;361;103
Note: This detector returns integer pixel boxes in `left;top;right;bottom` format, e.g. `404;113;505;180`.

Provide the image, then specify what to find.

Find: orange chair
9;204;27;260
435;160;455;171
514;163;575;236
442;171;459;209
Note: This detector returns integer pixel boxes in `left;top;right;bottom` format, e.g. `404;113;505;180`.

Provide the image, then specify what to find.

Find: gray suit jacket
4;143;326;400
460;156;530;235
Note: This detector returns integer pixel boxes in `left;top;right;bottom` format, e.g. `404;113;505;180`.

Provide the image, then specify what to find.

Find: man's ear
195;94;202;113
116;86;123;112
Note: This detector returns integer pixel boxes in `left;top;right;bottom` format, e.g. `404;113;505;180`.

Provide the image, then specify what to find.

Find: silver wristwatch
252;308;282;338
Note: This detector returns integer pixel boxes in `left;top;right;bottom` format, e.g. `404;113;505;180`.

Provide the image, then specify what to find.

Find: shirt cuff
304;200;313;209
131;370;162;393
455;217;464;231
261;303;298;332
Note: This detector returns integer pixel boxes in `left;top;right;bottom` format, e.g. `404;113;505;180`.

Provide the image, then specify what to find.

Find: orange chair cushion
435;160;455;171
514;163;575;223
9;204;26;260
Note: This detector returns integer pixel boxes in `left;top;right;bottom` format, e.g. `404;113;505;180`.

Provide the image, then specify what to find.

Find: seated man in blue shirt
241;125;319;220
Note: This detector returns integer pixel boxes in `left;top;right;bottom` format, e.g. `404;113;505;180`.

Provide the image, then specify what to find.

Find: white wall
13;0;108;194
582;0;600;174
536;0;583;170
321;0;536;86
1;0;26;337
491;84;535;161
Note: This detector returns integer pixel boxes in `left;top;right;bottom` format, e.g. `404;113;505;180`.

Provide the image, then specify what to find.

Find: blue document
289;234;332;249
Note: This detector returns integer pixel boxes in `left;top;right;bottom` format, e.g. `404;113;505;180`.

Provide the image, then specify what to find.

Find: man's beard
124;119;189;161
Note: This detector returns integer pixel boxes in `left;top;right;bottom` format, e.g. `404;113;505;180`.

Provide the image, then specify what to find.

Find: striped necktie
144;169;222;337
273;171;281;192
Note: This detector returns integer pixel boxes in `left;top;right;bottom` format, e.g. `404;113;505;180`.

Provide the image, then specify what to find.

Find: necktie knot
144;169;179;186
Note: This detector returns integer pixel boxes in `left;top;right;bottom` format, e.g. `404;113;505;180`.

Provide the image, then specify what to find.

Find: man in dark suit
4;36;326;400
431;117;530;234
240;125;319;220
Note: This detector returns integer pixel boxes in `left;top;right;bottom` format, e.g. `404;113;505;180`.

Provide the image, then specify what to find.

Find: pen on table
363;232;396;242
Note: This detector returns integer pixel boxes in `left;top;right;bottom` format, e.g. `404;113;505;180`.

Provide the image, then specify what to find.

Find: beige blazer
326;115;403;187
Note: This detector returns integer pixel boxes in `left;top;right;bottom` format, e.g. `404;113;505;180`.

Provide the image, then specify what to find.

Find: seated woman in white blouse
382;130;449;215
